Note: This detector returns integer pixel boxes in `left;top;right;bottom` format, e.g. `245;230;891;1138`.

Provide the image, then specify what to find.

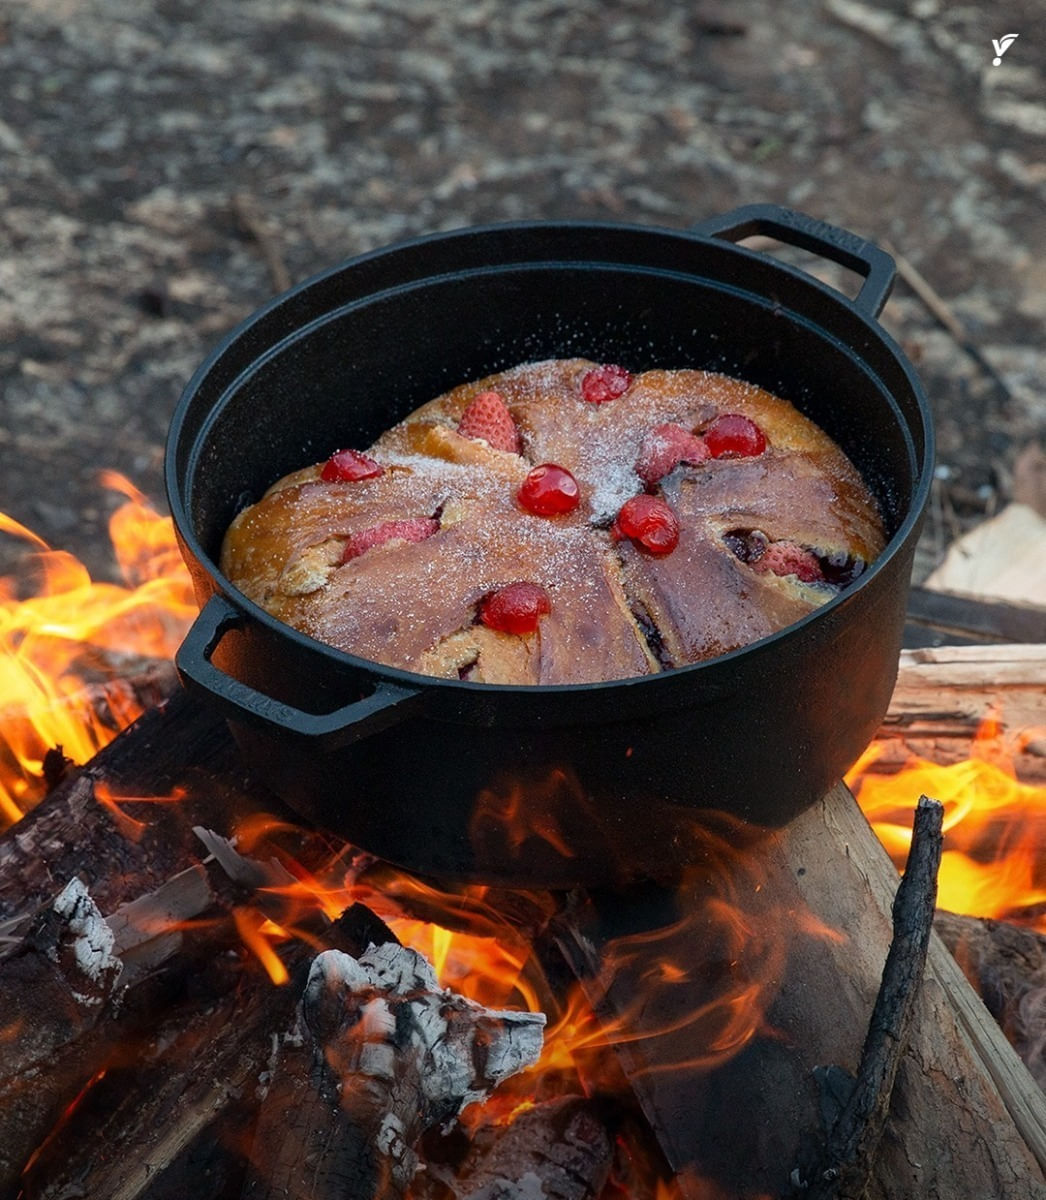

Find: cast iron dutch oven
167;204;934;887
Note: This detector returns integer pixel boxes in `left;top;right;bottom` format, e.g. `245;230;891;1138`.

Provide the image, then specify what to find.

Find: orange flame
849;712;1046;931
0;475;194;828
232;907;291;986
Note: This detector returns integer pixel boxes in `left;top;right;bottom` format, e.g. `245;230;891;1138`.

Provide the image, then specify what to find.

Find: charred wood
0;688;277;923
934;910;1046;1090
418;1096;614;1200
242;942;546;1200
21;903;398;1200
801;795;943;1199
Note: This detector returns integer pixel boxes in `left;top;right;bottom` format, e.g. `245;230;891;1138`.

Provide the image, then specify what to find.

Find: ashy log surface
20;904;402;1200
417;1096;614;1200
242;943;546;1200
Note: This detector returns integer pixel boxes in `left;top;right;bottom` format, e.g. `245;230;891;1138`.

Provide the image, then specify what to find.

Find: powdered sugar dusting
223;360;885;683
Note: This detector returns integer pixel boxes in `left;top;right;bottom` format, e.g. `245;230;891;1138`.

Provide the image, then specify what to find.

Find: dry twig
804;794;944;1199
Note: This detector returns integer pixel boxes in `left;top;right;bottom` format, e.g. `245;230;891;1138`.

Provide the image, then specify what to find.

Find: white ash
376;1110;409;1160
52;877;122;991
305;943;545;1116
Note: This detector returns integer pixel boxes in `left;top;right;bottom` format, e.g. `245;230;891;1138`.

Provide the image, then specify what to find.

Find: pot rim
166;216;935;700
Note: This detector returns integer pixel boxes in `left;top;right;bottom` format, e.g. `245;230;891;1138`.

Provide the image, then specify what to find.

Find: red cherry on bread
704;414;767;459
517;464;580;515
611;495;680;555
478;582;552;634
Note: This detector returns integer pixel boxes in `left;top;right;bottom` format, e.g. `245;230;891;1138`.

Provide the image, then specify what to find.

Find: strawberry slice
321;448;384;482
341;518;439;563
635;423;710;486
581;364;632;404
751;541;824;583
456;391;520;454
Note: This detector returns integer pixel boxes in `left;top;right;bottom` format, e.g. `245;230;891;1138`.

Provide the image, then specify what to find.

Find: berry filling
478;581;552;635
341;517;439;563
456;391;521;454
704;414;767;459
753;542;824;583
517;463;581;515
722;529;824;583
580;364;632;404
321;448;385;482
611;494;680;556
635;423;710;486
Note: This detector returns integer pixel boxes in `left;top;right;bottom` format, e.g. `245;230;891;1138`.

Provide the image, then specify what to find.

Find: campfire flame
5;479;1044;1197
847;713;1046;932
0;473;194;828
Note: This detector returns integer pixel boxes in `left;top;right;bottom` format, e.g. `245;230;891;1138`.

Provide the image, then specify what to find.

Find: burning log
0;833;290;1191
420;1096;615;1200
0;689;269;923
553;783;1046;1198
242;942;546;1200
862;643;1046;783
20;902;402;1200
934;909;1046;1090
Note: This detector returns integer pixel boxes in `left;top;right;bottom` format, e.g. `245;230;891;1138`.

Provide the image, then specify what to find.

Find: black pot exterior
167;210;933;886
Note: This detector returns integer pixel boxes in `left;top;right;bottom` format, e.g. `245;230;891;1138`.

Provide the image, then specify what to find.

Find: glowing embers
0;474;194;828
848;710;1046;931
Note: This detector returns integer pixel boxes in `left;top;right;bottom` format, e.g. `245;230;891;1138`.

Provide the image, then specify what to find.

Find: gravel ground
1;0;1044;585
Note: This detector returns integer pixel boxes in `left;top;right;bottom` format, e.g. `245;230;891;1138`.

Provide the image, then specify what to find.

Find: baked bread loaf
220;359;885;685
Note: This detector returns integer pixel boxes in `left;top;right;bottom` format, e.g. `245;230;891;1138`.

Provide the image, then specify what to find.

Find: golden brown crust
220;359;886;683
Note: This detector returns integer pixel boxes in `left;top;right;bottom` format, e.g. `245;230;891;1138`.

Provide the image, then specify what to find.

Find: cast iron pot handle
692;203;896;318
176;594;423;751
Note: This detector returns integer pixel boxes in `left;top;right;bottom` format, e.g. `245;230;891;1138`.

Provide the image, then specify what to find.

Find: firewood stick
241;943;546;1200
804;795;944;1200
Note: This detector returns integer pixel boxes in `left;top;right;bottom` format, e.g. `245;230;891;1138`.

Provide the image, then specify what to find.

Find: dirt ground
1;0;1044;585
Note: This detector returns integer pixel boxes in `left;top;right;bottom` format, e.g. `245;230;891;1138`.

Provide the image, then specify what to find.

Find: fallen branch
804;794;944;1199
231;192;292;294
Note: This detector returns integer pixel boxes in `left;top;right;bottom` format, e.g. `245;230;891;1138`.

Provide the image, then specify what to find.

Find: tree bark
864;644;1046;783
